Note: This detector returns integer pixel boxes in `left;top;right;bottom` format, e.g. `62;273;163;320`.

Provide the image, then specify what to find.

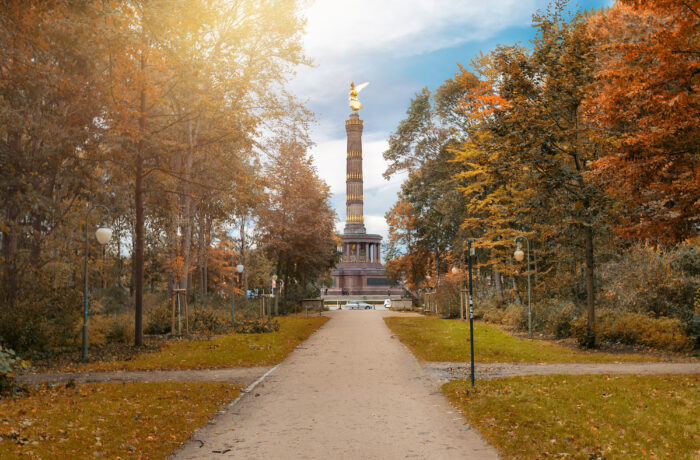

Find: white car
343;300;373;310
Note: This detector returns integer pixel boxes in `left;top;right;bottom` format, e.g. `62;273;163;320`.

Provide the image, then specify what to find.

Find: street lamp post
83;205;112;362
467;241;475;388
232;262;244;327
514;236;532;338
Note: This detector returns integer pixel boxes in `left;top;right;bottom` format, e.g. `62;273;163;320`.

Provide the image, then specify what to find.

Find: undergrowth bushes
581;310;692;352
0;279;80;354
0;345;27;396
453;244;699;352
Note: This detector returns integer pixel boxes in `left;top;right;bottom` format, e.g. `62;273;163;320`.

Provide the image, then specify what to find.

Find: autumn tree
383;69;479;289
584;0;699;243
0;1;107;304
258;138;338;313
384;199;430;293
466;3;611;345
97;0;310;345
1;0;314;353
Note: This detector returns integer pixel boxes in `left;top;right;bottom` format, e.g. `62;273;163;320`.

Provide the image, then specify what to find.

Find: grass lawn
443;374;700;459
384;317;659;363
0;382;239;458
78;316;328;371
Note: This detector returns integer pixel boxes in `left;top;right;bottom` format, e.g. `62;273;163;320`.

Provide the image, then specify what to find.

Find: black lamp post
467;240;475;387
231;262;244;327
514;236;532;338
83;204;112;362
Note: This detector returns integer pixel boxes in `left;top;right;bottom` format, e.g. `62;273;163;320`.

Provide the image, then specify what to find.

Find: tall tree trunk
129;228;135;297
283;269;290;315
178;118;198;299
1;200;19;306
585;224;595;338
133;49;147;347
493;266;504;301
198;220;206;298
240;216;248;292
134;155;144;346
274;260;281;316
511;273;522;305
532;240;538;285
116;222;122;288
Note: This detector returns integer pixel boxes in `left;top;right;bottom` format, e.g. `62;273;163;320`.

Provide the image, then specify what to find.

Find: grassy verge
443;374;700;459
0;382;239;458
384;317;659;363
75;316;328;371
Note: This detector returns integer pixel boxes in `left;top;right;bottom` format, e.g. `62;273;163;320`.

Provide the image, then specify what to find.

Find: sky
290;0;611;241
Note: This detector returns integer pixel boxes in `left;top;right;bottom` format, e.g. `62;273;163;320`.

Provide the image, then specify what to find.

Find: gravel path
20;359;698;388
171;311;499;459
426;361;700;382
18;367;272;387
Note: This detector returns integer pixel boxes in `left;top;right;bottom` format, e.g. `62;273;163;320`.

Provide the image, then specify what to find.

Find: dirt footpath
426;361;700;382
18;367;271;387
171;311;499;459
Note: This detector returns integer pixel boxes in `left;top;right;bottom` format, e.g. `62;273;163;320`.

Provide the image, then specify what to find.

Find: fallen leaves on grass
47;316;328;373
0;382;239;458
385;317;659;363
443;374;700;459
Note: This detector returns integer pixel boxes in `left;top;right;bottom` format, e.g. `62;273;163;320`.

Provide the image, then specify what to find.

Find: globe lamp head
95;227;112;246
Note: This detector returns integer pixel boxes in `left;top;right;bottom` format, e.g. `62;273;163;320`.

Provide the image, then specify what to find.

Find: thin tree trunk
532;240;538;285
493;266;504;300
116;222;122;288
133;49;147;347
178;118;198;301
134;155;144;346
585;224;595;333
274;260;281;316
283;270;290;315
511;273;522;305
240;216;248;292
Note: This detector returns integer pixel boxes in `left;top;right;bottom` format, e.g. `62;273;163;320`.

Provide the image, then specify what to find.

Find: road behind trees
173;311;498;459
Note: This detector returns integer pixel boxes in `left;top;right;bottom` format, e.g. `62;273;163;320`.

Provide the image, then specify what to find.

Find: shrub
671;245;700;276
191;307;227;334
582;310;693;352
0;280;80;354
598;245;698;320
544;300;580;339
145;305;172;335
0;345;28;396
234;319;279;334
502;303;527;330
95;285;131;314
105;314;134;344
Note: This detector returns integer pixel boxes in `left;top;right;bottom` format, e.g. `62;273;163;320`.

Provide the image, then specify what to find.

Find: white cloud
364;214;389;238
299;0;546;241
311;131;406;241
302;0;538;61
310;133;398;194
292;0;540;102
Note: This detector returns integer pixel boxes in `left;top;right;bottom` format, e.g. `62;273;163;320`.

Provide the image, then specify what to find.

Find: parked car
342;300;374;310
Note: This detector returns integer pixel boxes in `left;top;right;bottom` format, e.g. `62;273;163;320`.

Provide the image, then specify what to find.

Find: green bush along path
385;317;663;363
443;374;700;459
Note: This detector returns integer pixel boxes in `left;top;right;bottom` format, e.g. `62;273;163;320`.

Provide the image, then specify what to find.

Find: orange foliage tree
585;0;699;243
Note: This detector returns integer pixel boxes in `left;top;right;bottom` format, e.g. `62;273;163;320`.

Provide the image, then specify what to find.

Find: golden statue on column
349;81;369;111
